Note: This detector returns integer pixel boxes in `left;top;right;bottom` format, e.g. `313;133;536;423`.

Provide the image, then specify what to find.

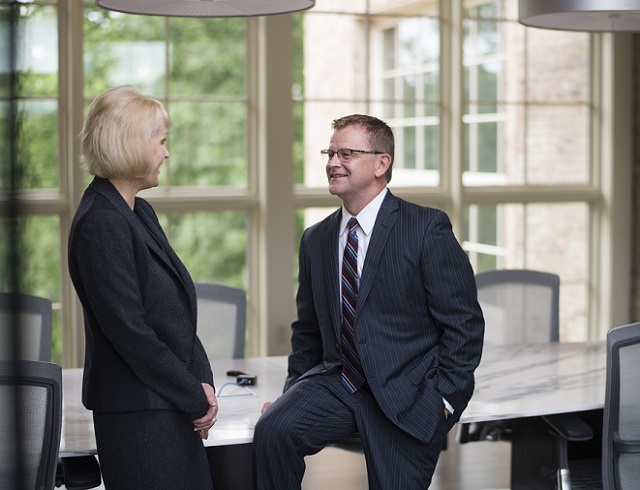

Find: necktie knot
348;217;359;233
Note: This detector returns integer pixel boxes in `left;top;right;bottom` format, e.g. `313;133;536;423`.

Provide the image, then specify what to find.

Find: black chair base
56;456;102;490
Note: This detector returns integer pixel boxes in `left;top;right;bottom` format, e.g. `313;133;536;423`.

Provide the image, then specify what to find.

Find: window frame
5;0;632;367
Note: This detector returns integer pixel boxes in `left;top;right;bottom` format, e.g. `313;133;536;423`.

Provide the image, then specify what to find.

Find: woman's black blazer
68;177;213;421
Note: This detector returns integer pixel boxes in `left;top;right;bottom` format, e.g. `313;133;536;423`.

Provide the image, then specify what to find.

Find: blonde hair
80;86;171;179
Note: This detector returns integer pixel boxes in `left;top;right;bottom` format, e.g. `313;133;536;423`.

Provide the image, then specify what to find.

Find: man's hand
193;383;218;439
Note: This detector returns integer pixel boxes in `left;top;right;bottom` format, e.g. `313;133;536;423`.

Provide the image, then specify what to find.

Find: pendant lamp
96;0;315;18
519;0;640;32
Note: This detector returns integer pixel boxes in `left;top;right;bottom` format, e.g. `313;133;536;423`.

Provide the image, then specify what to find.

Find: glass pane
0;100;11;192
464;0;503;20
0;218;11;293
303;14;368;101
293;101;304;185
0;8;11;99
526;28;589;103
464;202;589;341
169;17;245;97
526;105;589;184
17;99;58;189
423;124;438;171
14;215;61;362
293;17;304;185
168;101;246;187
464;18;526;105
295;207;338;293
463;18;499;59
402;126;416;169
162;212;247;289
464;117;498;174
84;8;165;96
15;5;58;97
463;103;589;185
311;0;368;13
302;101;367;189
370;0;438;16
302;11;440;189
423;72;439;107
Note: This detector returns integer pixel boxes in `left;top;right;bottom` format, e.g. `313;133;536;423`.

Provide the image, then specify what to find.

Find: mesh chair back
602;322;640;490
475;269;560;344
195;283;247;360
0;360;62;490
0;293;53;361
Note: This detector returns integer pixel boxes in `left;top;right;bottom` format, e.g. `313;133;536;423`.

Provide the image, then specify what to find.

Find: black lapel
356;191;398;314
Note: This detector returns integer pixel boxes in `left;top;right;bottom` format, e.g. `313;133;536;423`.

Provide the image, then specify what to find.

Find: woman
68;86;217;489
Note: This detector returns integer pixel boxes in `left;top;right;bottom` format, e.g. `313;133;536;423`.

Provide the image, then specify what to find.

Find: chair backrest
0;360;62;490
475;269;560;344
0;293;53;362
194;283;247;360
602;322;640;490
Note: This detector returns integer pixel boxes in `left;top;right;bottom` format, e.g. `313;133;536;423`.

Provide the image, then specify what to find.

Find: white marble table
463;341;606;423
60;356;287;457
60;342;606;458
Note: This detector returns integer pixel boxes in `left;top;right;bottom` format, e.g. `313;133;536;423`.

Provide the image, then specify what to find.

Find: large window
297;0;629;342
3;0;632;365
5;2;257;365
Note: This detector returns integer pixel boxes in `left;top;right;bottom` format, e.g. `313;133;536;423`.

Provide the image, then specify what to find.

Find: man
254;114;484;489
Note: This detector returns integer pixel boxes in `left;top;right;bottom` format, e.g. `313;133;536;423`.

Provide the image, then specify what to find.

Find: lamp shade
96;0;315;18
519;0;640;32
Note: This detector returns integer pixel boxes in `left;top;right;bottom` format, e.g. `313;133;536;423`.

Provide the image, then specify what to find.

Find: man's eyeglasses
320;148;383;161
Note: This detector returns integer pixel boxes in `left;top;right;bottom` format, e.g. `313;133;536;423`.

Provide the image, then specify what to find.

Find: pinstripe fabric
341;218;366;392
255;190;484;489
254;370;445;489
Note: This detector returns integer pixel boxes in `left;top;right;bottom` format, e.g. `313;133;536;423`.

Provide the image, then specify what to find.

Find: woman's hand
193;383;218;439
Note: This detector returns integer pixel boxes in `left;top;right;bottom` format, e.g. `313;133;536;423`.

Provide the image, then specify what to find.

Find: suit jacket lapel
89;178;187;291
323;210;343;338
133;203;187;282
357;191;398;315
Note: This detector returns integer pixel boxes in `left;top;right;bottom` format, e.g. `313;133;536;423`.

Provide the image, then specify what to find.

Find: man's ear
375;153;392;179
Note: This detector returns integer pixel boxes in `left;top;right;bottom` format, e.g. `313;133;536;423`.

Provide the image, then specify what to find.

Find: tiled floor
67;437;510;489
302;438;511;490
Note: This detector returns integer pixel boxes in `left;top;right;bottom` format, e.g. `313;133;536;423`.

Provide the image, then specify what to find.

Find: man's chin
327;183;342;197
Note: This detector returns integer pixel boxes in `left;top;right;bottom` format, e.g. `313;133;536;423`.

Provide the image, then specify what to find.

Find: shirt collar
340;187;388;237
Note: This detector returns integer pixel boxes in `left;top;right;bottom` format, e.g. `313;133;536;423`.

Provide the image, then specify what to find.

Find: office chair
475;269;560;345
601;321;640;489
543;322;640;490
457;269;560;444
0;292;53;362
0;293;102;488
194;283;247;360
0;360;62;490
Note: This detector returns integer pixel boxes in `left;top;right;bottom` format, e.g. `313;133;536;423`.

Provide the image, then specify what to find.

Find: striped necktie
340;217;366;393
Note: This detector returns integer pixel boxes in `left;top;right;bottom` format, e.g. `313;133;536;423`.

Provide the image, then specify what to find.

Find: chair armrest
614;439;640;453
542;414;594;441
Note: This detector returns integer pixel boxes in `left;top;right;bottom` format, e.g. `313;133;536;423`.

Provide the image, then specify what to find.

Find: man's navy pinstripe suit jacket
285;190;485;444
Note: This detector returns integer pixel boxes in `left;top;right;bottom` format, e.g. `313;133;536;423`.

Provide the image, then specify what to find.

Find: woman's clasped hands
193;383;218;439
